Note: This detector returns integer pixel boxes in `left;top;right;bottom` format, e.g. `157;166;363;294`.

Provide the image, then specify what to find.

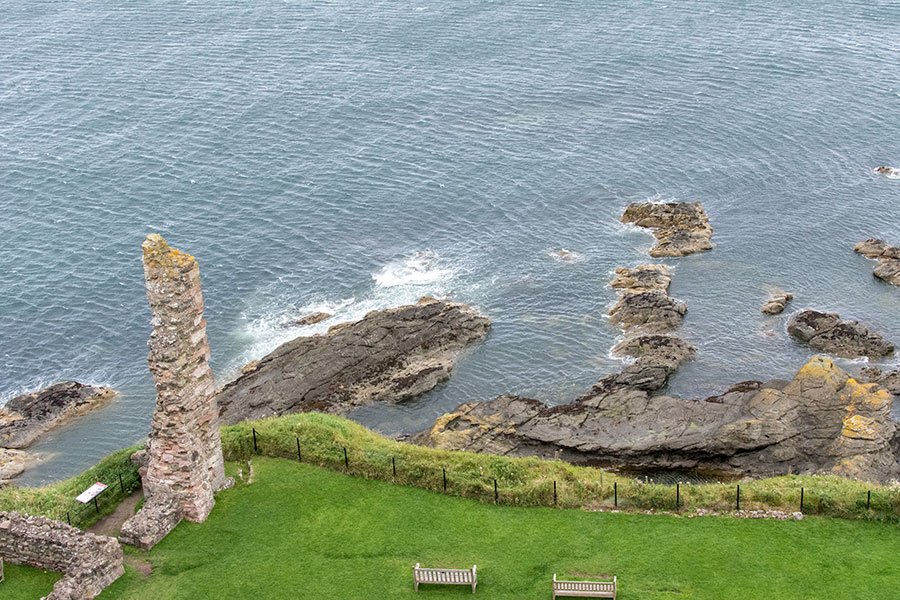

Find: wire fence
240;427;900;520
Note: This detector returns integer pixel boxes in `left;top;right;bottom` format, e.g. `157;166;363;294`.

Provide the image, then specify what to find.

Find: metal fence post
296;437;301;462
800;487;804;512
736;485;740;511
614;482;618;507
252;428;258;453
392;457;396;477
676;483;680;509
119;473;125;494
553;480;557;506
494;479;498;503
442;468;447;493
343;447;349;469
66;512;71;526
867;490;871;510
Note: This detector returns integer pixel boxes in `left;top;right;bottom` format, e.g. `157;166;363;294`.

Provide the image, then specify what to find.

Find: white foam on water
373;250;453;287
227;251;462;381
547;248;583;263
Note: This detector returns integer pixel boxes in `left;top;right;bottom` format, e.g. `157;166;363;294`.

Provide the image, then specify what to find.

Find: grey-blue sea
1;0;899;485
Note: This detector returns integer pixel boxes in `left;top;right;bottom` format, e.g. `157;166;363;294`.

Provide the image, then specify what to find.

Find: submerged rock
417;356;900;483
217;298;490;424
621;202;713;257
281;312;332;328
875;166;900;179
760;292;793;315
854;238;900;287
0;382;116;449
787;309;894;359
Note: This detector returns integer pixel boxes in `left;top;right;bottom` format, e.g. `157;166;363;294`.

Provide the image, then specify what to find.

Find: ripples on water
1;1;898;484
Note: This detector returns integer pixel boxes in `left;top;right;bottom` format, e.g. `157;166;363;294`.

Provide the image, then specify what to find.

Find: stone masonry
0;511;124;600
120;234;228;550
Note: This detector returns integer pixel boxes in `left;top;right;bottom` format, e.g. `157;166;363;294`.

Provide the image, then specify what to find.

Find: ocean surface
1;0;899;486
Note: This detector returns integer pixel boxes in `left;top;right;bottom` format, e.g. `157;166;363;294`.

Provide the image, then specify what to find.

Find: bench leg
415;582;419;592
472;582;476;593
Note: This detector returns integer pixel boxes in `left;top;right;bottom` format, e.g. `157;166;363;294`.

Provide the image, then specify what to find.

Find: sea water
1;0;899;485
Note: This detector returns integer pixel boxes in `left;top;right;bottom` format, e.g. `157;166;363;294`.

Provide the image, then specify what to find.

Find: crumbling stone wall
0;511;124;600
121;234;228;550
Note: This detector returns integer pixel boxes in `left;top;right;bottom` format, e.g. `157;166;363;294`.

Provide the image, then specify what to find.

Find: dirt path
87;489;144;538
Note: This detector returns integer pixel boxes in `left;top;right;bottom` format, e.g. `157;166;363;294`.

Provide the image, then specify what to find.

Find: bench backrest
414;564;476;584
553;575;616;593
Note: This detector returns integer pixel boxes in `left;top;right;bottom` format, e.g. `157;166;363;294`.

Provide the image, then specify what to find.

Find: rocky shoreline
216;297;491;424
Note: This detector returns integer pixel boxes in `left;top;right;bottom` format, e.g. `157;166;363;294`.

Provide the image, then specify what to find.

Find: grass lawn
2;563;61;599
85;457;900;599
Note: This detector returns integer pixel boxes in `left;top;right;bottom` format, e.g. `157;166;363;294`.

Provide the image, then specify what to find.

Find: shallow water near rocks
1;1;899;485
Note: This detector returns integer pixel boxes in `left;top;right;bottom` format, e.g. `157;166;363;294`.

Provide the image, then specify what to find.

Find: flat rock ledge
0;382;116;449
787;309;894;359
0;448;26;484
608;265;686;333
217;298;491;424
417;356;900;483
854;238;900;287
761;291;793;315
621;201;713;257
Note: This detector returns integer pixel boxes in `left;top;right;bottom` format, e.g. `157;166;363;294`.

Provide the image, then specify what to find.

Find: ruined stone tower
120;234;228;549
140;233;226;520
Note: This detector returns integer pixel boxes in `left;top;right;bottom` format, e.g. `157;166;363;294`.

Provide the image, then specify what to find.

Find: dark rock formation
418;356;900;483
217;297;491;424
0;382;116;449
0;511;124;599
860;367;900;396
610;264;671;292
608;265;685;334
281;312;331;328
787;309;894;359
854;238;900;287
875;166;900;179
761;292;793;315
606;334;697;392
621;202;713;257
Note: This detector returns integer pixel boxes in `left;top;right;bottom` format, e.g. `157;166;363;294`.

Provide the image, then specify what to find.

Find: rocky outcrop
608;265;686;333
875;166;900;179
860;367;900;396
787;309;894;359
854;238;900;287
0;511;124;599
0;448;26;483
418;356;900;483
217;298;491;424
621;202;713;257
0;382;116;449
121;234;229;551
761;292;793;315
281;312;331;329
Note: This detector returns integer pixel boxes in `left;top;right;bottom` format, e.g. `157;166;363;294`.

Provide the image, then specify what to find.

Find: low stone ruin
120;234;229;551
0;511;123;600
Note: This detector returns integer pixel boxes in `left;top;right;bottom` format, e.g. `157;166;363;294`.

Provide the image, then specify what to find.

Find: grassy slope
2;563;60;600
98;458;900;600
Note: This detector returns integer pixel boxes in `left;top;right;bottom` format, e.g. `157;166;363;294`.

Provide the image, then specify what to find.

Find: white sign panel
75;482;108;504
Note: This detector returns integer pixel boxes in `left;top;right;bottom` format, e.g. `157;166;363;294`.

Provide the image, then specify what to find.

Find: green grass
1;563;60;599
221;412;900;521
0;445;141;528
87;457;900;600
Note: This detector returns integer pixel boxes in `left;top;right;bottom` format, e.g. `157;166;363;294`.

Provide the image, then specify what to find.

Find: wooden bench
413;563;477;593
553;574;616;599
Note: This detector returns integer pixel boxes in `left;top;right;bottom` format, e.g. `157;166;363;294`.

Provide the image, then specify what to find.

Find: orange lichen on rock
141;233;197;272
